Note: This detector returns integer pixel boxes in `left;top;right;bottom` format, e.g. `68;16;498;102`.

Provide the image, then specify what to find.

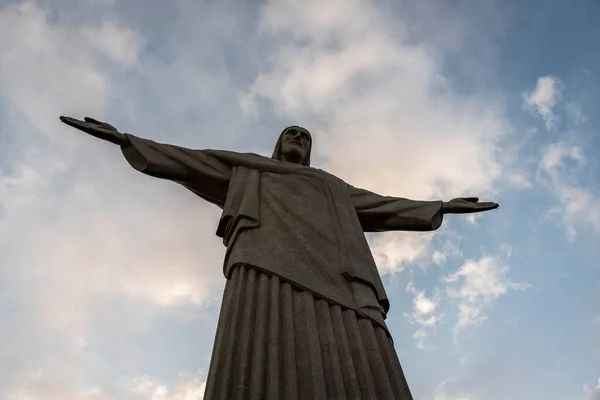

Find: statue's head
271;125;312;166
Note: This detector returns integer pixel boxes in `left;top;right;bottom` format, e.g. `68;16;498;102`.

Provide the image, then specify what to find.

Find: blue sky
0;0;598;399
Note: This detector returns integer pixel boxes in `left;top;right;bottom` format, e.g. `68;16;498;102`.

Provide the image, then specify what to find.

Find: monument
60;116;498;400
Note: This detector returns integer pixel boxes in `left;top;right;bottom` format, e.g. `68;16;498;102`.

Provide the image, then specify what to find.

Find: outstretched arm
60;116;232;208
349;185;444;232
349;186;499;232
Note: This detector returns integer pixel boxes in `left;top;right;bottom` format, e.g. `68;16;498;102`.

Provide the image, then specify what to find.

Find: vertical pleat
294;291;327;400
292;289;311;400
266;276;280;400
315;299;347;400
330;305;362;399
232;268;257;400
203;265;415;400
359;318;396;399
280;282;298;400
376;328;414;400
248;273;270;399
344;309;378;400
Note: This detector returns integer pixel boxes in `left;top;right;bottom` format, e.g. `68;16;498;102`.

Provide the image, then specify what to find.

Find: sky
0;0;598;399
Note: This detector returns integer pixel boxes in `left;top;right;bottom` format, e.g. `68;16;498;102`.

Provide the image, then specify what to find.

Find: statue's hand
59;116;128;146
441;197;499;214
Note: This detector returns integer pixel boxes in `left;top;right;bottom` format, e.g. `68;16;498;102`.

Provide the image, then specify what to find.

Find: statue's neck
281;152;303;165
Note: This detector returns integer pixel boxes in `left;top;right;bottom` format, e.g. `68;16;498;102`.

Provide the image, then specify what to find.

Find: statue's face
280;127;311;164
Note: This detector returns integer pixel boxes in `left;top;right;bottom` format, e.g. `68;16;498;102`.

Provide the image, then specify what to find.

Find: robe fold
121;133;443;399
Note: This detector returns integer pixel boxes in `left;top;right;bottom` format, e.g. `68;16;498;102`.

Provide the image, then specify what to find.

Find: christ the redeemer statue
60;116;498;400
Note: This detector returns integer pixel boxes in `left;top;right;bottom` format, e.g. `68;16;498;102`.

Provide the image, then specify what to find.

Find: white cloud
465;213;483;225
432;251;447;265
582;377;600;400
523;75;561;130
499;243;512;258
566;101;587;124
369;232;436;274
405;282;443;349
131;374;206;400
3;369;115;400
432;238;464;266
132;376;169;399
82;21;142;64
3;371;207;400
504;172;533;189
540;141;585;174
431;380;480;400
444;256;529;336
538;139;600;240
0;0;120;136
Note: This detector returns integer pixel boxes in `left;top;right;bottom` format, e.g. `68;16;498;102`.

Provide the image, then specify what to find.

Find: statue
60;116;498;400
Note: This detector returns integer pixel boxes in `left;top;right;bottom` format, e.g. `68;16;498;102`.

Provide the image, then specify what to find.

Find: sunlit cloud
523;75;561;130
444;256;529;336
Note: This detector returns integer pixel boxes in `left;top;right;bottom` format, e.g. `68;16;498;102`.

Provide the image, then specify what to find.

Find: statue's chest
262;172;328;208
259;172;338;238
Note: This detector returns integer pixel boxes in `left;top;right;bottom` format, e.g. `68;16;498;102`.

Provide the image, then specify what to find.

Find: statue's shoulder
312;167;344;182
204;149;272;163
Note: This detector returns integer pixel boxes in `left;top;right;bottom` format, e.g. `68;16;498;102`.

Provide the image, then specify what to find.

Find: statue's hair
271;125;312;166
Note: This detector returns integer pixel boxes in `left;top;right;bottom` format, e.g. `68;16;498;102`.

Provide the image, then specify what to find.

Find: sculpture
60;116;498;400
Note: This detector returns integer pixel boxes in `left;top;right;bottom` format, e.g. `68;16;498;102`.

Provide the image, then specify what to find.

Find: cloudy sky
0;0;598;399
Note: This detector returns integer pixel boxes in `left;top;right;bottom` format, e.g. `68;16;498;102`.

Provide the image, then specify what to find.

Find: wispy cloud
444;256;529;337
582;377;600;400
2;371;208;400
523;75;561;130
538;138;600;240
431;379;481;400
405;282;444;350
566;101;587;125
131;373;207;400
369;232;437;274
82;21;143;64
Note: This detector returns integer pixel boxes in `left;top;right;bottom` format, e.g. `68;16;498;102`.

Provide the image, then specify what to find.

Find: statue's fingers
464;197;479;203
103;122;118;131
477;202;499;210
84;117;102;124
84;117;118;131
60;116;81;124
60;116;88;129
